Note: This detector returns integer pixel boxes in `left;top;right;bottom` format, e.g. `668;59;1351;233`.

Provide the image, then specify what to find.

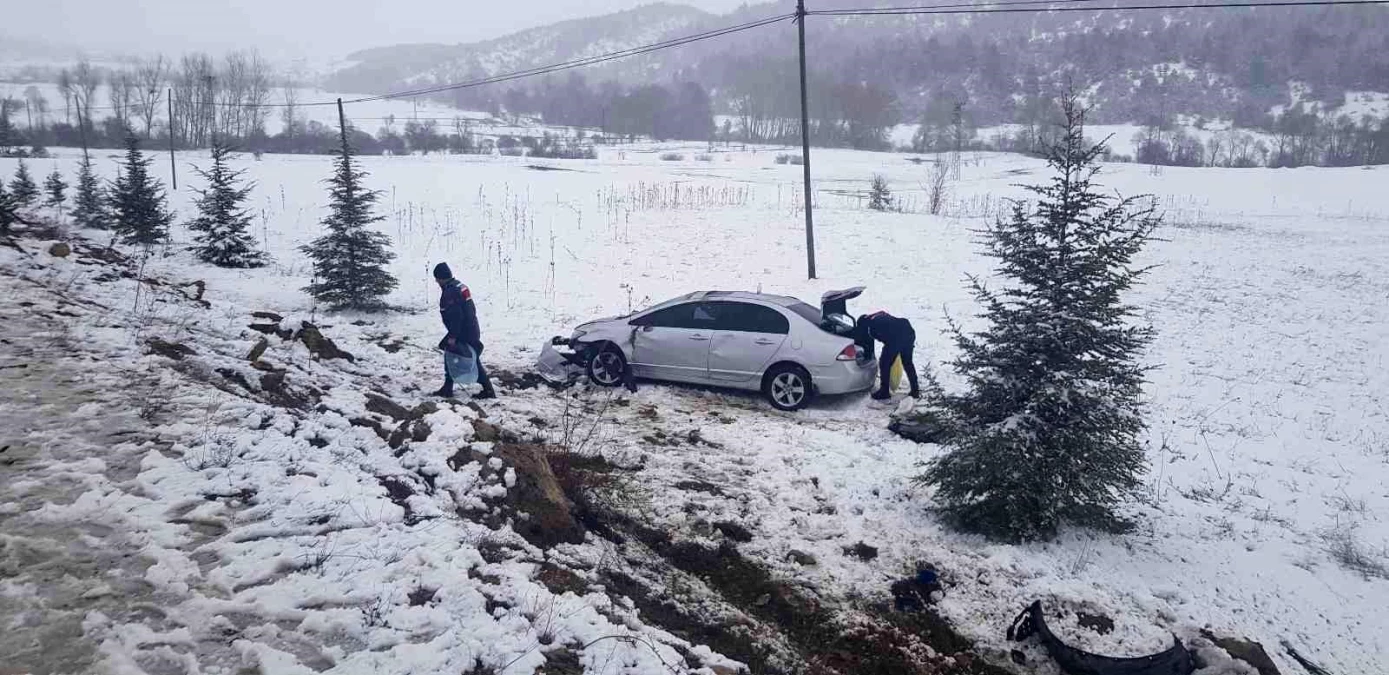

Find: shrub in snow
44;170;68;210
918;96;1160;542
72;153;109;230
660;152;685;161
188;139;267;268
9;159;39;208
301;123;397;311
868;174;893;211
111;133;174;247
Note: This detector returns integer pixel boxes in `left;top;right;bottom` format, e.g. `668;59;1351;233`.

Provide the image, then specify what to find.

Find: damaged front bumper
534;336;597;386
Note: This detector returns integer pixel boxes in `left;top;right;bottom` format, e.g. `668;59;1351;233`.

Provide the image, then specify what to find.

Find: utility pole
76;99;89;162
796;0;816;279
337;98;349;150
168;89;178;190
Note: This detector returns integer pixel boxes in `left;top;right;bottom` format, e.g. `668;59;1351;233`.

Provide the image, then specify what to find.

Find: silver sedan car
549;288;876;410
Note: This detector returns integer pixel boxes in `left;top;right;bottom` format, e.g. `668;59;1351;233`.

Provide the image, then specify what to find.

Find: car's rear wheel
587;345;627;387
764;364;812;411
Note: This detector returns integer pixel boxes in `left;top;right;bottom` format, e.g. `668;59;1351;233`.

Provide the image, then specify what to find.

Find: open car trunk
820;286;865;336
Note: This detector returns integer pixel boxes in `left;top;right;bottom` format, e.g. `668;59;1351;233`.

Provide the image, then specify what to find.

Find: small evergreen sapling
918;96;1160;542
188;139;266;267
301;122;397;311
868;174;893;211
110;133;174;248
44;170;68;210
10;160;39;208
72;153;108;230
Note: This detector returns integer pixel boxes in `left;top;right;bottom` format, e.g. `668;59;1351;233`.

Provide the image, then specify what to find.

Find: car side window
691;303;720;325
633;303;694;328
709;302;790;334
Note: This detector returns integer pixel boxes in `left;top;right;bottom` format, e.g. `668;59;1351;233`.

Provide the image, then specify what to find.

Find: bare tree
23;86;47;131
135;55;169;138
173;53;216;147
218;51;248;138
280;81;300;141
56;68;74;126
927;158;949;215
244;52;273;139
57;69;74;126
109;70;136;131
73;59;102;131
1205;134;1225;168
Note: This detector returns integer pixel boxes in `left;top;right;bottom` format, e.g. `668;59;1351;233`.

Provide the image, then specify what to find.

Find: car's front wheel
763;364;812;411
587;345;627;387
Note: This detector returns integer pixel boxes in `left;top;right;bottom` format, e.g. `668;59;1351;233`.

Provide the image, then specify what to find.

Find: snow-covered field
2;142;1387;674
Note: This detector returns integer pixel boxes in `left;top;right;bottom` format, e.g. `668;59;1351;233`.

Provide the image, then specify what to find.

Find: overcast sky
10;0;754;63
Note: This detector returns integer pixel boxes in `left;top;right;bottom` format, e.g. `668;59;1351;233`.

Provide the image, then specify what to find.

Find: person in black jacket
855;311;920;400
433;262;496;399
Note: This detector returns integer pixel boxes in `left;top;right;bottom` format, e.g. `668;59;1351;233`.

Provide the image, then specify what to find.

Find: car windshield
787;302;822;325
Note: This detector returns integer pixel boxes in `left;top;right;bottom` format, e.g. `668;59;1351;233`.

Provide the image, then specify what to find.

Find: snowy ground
2;142;1387;674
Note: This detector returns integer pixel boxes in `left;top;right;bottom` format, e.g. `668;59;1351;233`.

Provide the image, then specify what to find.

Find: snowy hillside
2;143;1387;674
325;4;711;96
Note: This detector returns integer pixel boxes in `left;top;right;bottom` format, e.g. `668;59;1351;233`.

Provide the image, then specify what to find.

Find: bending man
855;311;920;400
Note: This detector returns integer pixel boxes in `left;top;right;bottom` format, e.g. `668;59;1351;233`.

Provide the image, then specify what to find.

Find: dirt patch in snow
587;503;1005;675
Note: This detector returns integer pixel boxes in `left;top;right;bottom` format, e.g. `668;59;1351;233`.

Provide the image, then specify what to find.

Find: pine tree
868;174;893;211
110;133;173;248
918;96;1160;542
44;170;68;210
10;160;39;208
188;139;266;268
0;181;18;236
300;121;397;311
72;153;109;230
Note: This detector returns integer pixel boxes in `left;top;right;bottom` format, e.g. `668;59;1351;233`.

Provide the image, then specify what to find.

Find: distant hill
325;3;712;95
326;0;1389;133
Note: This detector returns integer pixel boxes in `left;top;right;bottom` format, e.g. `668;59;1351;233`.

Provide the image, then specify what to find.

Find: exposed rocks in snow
145;337;197;360
294;322;354;362
786;549;818;566
364;391;409;421
48;241;71;257
675;479;725;496
1078;611;1116;635
843;541;879;561
1201;631;1282;675
246;337;269;362
350;416;390;441
715;520;753;543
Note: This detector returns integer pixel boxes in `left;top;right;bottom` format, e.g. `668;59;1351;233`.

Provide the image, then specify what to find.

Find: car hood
575;314;632;332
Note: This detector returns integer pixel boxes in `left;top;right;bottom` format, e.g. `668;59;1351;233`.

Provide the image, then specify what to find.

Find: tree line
1129;105;1389;168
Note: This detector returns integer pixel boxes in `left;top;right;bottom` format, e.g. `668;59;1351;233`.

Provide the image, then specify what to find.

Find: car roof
690;290;809;307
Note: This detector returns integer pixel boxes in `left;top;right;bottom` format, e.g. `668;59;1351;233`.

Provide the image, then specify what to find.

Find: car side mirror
641;325;655;332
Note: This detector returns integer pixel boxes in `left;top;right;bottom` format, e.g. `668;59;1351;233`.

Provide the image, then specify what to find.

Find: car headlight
571;328;589;340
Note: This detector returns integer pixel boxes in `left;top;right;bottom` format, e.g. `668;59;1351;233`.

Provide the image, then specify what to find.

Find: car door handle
754;338;776;346
689;335;709;341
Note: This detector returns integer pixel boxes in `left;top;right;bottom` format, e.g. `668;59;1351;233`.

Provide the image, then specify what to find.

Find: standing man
433;263;497;400
855;311;920;400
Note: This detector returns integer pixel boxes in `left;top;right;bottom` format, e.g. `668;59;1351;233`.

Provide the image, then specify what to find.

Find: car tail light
836;344;858;361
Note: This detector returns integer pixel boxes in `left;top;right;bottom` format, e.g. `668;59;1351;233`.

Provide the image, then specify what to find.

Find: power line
345;13;795;103
811;0;1389;16
68;13;792;114
809;0;1126;12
